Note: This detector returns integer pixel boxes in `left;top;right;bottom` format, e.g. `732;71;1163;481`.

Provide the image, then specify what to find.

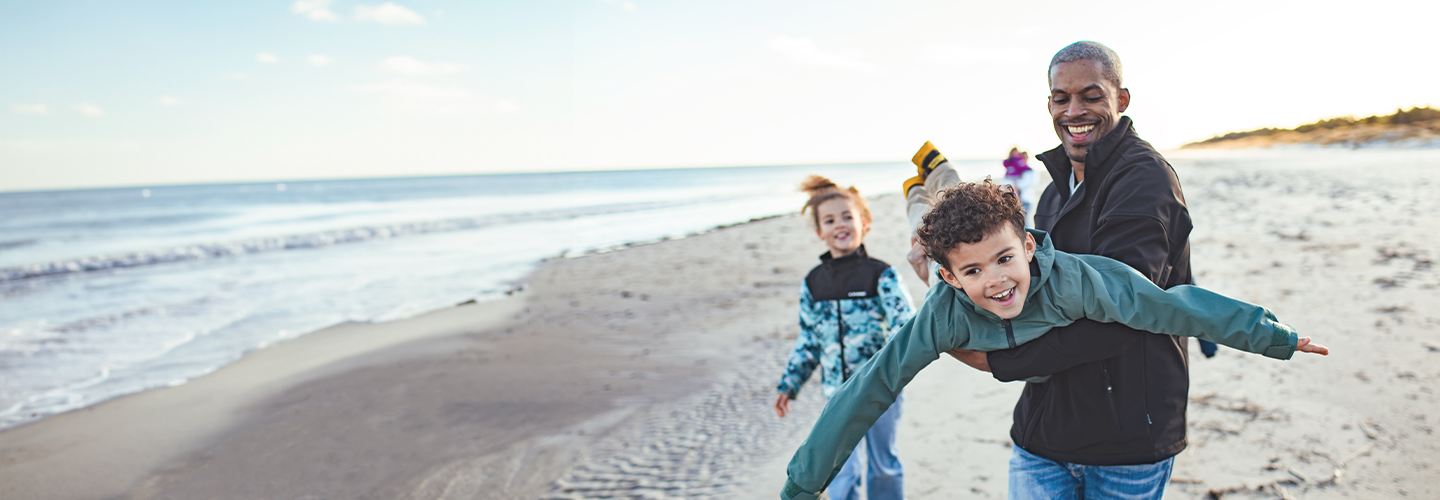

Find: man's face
937;227;1036;320
1048;59;1130;166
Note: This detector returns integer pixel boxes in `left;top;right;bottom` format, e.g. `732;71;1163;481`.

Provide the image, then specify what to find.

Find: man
939;41;1195;499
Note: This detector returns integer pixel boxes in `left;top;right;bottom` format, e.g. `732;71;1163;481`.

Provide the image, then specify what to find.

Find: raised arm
781;293;956;500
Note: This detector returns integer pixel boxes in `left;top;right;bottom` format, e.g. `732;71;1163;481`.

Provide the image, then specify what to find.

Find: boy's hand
1296;336;1329;356
908;236;930;287
774;392;793;417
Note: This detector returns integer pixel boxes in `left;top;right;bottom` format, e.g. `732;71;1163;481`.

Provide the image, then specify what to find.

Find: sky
2;0;1436;192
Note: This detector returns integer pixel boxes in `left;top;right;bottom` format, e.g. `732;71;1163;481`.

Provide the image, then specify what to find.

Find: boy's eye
964;268;979;276
999;256;1012;264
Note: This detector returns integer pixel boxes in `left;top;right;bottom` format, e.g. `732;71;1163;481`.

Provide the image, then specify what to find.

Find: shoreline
3;151;1438;498
0;194;899;498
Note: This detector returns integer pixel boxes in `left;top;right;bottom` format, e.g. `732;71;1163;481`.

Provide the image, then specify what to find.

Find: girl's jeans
828;392;904;500
1007;445;1174;500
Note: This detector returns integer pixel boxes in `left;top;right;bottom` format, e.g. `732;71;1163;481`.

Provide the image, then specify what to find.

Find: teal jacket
780;229;1299;500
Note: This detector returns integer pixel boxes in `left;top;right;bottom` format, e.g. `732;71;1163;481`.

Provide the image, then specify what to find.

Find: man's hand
774;392;794;417
908;235;930;287
947;348;991;372
1296;336;1330;356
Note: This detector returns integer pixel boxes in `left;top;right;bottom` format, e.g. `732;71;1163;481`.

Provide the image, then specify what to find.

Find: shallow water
0;160;1011;430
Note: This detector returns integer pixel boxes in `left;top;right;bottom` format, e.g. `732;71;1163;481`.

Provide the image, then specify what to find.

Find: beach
2;150;1439;499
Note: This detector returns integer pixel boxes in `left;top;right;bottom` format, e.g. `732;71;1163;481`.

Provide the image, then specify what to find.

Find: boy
779;160;1328;500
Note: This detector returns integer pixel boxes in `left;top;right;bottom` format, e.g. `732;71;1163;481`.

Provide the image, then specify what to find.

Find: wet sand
2;150;1439;499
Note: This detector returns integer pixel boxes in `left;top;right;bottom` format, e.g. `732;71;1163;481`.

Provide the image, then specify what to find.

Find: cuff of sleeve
1261;325;1298;360
782;477;820;500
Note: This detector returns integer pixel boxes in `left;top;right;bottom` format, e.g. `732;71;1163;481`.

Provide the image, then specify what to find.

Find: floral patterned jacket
777;245;915;399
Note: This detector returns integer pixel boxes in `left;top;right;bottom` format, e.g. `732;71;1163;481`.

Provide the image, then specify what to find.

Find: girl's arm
876;267;916;335
777;284;823;397
781;290;959;500
1072;255;1301;359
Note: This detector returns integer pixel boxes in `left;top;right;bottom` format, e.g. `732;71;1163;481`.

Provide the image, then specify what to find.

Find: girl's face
814;197;868;258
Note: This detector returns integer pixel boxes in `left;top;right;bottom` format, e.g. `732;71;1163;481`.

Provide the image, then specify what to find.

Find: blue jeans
829;392;904;500
1007;445;1172;500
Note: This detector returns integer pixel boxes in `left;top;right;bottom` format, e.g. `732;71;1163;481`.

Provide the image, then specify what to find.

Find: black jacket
986;116;1195;465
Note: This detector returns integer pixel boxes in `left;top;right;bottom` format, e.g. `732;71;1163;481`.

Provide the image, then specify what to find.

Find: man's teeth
1067;124;1095;134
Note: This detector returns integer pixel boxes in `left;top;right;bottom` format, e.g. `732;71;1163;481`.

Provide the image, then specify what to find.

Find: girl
773;175;914;500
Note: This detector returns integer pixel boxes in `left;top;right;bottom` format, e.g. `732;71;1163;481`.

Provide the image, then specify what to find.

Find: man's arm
984;320;1142;381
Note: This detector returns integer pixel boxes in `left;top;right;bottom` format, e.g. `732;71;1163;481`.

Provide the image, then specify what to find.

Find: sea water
0;161;1017;430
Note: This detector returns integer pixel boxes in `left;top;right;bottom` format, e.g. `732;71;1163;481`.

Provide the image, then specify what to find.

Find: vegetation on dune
1183;106;1440;149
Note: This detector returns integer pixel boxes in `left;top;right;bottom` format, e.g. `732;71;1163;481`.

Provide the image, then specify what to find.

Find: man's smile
1063;123;1098;143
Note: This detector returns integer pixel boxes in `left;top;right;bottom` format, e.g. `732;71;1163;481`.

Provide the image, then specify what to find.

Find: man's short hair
915;179;1026;272
1049;41;1123;90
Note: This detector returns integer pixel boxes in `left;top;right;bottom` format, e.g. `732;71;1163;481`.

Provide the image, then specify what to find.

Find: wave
0;199;704;283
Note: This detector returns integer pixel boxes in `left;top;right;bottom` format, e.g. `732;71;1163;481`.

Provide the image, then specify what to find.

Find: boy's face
814;197;868;258
937;227;1036;319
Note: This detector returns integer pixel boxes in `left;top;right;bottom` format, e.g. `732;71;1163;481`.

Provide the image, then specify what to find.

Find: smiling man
946;41;1197;499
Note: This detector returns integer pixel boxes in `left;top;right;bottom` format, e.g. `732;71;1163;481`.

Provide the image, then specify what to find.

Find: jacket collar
1036;115;1136;199
943;229;1056;320
820;244;868;268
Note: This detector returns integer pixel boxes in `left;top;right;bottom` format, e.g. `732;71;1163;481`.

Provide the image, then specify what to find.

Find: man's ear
1117;88;1131;113
937;265;963;289
1024;231;1037;261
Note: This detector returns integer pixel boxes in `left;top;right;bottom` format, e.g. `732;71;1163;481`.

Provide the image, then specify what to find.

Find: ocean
0;160;1017;430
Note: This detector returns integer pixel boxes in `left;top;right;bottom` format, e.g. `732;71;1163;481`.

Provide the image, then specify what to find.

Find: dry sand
1;149;1438;499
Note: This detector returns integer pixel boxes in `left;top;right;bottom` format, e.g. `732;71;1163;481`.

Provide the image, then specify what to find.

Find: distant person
1001;147;1036;223
778;177;1329;500
772;175;914;500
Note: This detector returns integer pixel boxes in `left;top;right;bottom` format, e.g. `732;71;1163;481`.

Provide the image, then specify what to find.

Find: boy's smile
937;227;1036;319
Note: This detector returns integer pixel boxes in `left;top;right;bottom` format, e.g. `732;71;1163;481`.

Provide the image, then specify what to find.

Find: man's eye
1051;96;1067;103
1085;96;1103;102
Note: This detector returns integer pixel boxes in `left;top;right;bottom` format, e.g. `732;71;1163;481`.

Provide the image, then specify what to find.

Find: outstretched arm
781;297;957;500
1074;255;1325;360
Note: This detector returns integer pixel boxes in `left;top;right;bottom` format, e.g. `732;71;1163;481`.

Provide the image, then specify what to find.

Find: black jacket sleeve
988;319;1141;381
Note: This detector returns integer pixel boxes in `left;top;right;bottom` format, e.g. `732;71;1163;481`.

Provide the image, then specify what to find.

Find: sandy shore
2;150;1439;499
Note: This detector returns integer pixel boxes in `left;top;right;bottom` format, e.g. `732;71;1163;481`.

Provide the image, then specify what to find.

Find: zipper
837;301;848;381
1102;362;1121;431
1001;319;1016;349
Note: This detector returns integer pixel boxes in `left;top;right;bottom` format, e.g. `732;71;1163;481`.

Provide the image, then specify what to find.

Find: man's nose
1067;99;1085;118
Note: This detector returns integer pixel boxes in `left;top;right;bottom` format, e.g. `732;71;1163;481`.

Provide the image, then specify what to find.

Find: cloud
256;52;280;63
600;0;638;11
308;54;336;66
157;96;182;106
72;104;105;117
11;103;47;115
292;0;338;22
495;100;521;113
353;79;476;114
917;44;1030;65
353;80;517;116
355;3;425;25
766;36;877;72
378;56;460;76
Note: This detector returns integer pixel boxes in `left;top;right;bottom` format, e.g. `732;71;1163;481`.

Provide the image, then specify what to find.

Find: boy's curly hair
915;179;1026;271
